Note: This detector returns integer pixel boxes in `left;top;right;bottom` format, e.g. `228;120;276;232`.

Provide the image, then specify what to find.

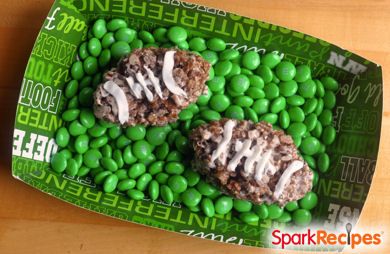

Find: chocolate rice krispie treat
93;47;210;126
190;119;313;206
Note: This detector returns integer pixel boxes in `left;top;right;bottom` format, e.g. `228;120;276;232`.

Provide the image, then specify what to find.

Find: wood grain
0;0;389;253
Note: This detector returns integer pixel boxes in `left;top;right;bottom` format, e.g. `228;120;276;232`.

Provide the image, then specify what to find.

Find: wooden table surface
0;0;389;253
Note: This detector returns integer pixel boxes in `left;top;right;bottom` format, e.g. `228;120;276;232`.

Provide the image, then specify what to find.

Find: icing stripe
135;72;154;102
162;51;187;97
103;81;129;124
211;120;236;164
273;160;304;199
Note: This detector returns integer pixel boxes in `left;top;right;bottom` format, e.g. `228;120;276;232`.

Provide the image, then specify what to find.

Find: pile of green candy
51;18;338;226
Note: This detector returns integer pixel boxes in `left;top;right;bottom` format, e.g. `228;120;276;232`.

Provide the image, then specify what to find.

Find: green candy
87;38;102;57
261;52;281;68
315;98;324;116
234;96;253;107
277;211;292;223
233;199;253;212
200;109;221;122
201;50;218;65
220;49;240;61
78;42;89;60
148;161;164;175
179;109;193;121
319;109;333;126
225;105;245;120
51;153;67;173
201;198;215;217
100;157;118;172
323;91;336;109
285;201;299;212
181;188;202;207
165;162;184;175
167;26;187;43
287;122;307;137
270;97;286;113
294;65;311;83
113;169;127;181
196;180;217;196
155;142;169;160
132;140;151;160
117;179;136;191
127;189;145;200
103;174;118;193
183;169;200;187
300;136;320;155
148;180;159;200
315;79;325;97
101;32;115;49
68;120;87;136
161;185;174;204
207;76;225;92
128;163;146;179
111;41;131;59
292;209;312;226
153;27;168;43
114;28;136;43
268;204;283;219
321;76;339;91
214;60;233;76
112;150;124;168
55;127;70;148
299;192;318;210
256;65;273;83
322;126;336;145
311;121;323;138
287;95;305;106
214;196;233;215
98;49;111;67
90;135;108;148
298;79;317;98
138;30;155;43
244;107;259;122
248;75;265;89
70;61;84;80
279;80;298;97
92;19;107;39
239;212;259;224
136;173;152;191
156;172;169;185
252;98;270;115
168;175;188;193
245;87;265;99
79;109;96;128
241;51;260;70
288;107;305;122
318;153;330;172
107;19;127;31
264;83;279;100
229;74;250;93
146;126;168;146
189;37;207;51
209;94;230;112
197;89;212;106
206;38;226;51
78;87;94;107
77;166;90;177
65;80;79;99
253;204;269;219
275;61;296;81
125;125;146;141
74;134;89;154
304;113;318;132
88;124;107;137
94;170;112;184
279;110;290;129
83;149;102;168
303;98;318;115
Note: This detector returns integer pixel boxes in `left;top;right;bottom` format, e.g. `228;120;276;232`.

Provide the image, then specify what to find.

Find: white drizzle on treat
102;81;129;124
121;50;187;103
210;120;303;185
273;160;304;199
